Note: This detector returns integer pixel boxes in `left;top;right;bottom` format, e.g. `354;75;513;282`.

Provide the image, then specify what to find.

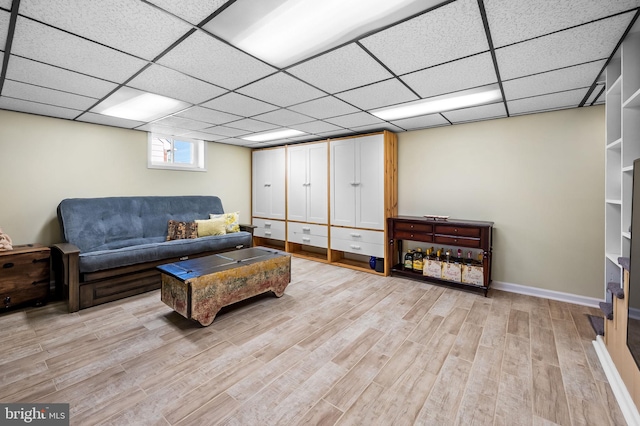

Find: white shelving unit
605;27;640;300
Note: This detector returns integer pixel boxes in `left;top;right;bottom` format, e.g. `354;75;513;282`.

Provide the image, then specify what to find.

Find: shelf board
623;87;640;108
606;252;622;264
607;75;622;95
623;165;634;172
606;199;622;205
289;249;329;263
607;139;622;150
623;232;631;239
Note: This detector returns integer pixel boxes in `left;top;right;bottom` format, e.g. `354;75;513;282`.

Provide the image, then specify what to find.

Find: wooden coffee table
158;247;291;326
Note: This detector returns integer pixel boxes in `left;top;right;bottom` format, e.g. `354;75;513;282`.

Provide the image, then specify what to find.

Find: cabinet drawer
394;230;433;243
330;238;384;258
288;222;328;237
394;222;433;233
0;252;50;289
434;235;481;248
288;232;328;248
434;225;481;238
330;227;384;245
252;218;286;241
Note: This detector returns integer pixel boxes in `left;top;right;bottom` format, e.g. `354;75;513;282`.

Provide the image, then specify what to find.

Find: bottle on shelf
404;250;414;271
477;252;484;264
456;249;462;264
466;251;473;265
413;248;424;273
436;248;443;262
445;248;451;263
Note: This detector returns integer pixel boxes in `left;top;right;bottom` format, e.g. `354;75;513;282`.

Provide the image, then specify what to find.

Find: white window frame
147;133;207;172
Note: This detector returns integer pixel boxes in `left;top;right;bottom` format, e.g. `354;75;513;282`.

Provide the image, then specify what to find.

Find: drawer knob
2;262;14;269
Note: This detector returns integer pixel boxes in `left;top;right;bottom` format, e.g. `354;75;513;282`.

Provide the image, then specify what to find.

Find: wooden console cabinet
0;244;50;309
387;216;493;295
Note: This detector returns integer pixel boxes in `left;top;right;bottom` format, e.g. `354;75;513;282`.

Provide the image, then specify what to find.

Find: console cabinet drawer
434;225;481;238
433;235;481;248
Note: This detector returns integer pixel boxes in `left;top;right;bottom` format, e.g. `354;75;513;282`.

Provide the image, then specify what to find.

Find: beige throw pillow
195;218;227;237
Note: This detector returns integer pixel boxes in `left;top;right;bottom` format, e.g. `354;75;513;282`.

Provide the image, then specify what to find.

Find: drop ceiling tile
0;1;11;9
2;80;97;110
335;79;419;110
290;121;343;134
237;73;325;107
157;30;276;90
11;17;147;82
224;118;279;132
360;0;489;75
317;130;350;138
586;84;605;104
508;88;588;115
135;123;192;136
201;92;278;117
287;43;393;94
19;0;192;60
127;64;227;104
179;132;224;142
151;116;211;131
401;53;497;99
496;13;634;80
0;11;8;48
503;60;606;100
216;137;253;146
485;0;640;48
390;113;449;130
0;96;81;120
288;96;360;119
6;55;119;99
174;106;241;125
252;109;313;126
441;102;507;123
349;123;405;134
75;112;145;129
325;112;385;128
200;126;250;137
146;0;231;25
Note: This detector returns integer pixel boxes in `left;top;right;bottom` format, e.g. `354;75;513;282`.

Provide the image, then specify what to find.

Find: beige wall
397;105;605;299
0;109;251;246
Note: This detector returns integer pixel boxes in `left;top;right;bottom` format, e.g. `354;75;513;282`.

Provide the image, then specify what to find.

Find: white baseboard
490;280;602;308
593;336;640;426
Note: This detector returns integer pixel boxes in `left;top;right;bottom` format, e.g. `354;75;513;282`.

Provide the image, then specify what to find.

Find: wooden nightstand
0;244;50;309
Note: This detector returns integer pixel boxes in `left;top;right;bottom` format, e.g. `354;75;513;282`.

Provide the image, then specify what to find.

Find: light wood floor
0;258;626;425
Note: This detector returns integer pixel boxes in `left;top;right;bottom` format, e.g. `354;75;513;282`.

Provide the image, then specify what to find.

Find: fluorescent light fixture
91;87;191;122
371;86;503;121
242;128;306;142
208;0;440;67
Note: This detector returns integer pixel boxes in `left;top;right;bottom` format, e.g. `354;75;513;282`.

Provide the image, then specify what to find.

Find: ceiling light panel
291;120;343;134
224;118;279;132
151;116;212;131
441;102;507;123
174;106;242;125
496;12;634;80
146;0;231;25
508;88;587;115
390;113;449;130
236;72;325;107
325;112;386;128
287;43;393;94
76;112;146;129
11;17;147;82
91;87;191;121
0;97;81;120
485;0;640;48
127;64;227;105
0;11;8;48
252;109;313;126
157;30;276;90
335;78;419;110
2;80;97;111
6;56;119;99
502;60;606;100
201;92;278;117
401;53;498;99
287;96;360;119
360;0;489;75
19;0;192;61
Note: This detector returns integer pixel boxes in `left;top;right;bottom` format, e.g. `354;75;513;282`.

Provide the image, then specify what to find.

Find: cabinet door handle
350;245;361;250
264;183;271;187
2;262;14;269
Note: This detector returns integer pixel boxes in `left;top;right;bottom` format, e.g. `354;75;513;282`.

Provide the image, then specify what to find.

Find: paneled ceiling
0;0;638;147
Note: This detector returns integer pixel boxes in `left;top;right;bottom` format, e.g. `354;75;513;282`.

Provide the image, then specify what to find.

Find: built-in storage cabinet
330;135;385;230
287;142;328;224
252;147;285;220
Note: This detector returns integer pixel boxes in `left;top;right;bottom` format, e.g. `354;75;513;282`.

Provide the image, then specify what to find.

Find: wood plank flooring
0;258;626;425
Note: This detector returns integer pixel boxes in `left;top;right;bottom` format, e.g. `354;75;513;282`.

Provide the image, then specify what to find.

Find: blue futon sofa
52;196;253;312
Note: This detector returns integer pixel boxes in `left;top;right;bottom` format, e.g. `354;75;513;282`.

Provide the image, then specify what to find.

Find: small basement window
148;133;207;171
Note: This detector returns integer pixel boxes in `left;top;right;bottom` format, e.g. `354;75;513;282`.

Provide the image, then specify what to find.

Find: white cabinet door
287;145;307;222
355;135;384;230
307;142;328;224
252;148;285;219
330;139;357;227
